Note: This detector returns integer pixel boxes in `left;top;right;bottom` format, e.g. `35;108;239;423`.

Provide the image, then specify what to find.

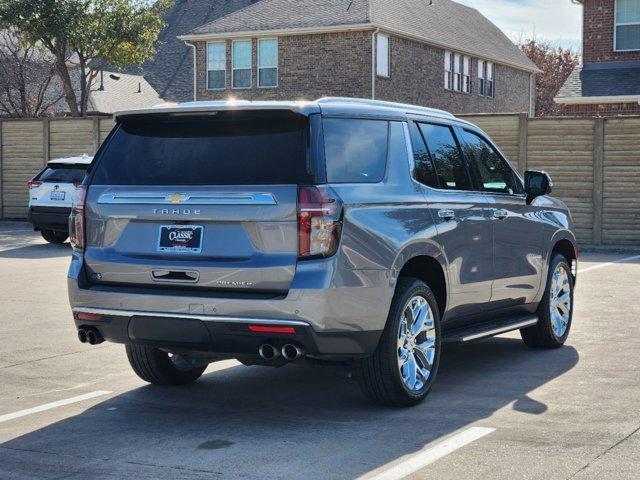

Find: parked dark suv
68;98;577;406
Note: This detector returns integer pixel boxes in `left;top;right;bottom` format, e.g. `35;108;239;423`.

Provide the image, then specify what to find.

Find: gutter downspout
183;41;197;102
372;28;379;100
529;72;535;117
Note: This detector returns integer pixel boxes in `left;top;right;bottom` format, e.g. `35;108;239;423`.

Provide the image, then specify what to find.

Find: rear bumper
72;307;380;357
68;253;392;356
28;206;70;232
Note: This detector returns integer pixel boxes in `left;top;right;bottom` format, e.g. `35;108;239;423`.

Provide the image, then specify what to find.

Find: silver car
68;98;577;406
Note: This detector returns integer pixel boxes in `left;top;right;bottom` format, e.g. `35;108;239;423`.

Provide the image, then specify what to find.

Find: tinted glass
324;118;388;183
37;165;86;184
91;112;313;185
418;123;471;190
460;130;521;194
408;122;438;188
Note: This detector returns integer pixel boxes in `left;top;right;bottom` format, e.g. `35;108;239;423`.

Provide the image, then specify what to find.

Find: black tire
126;344;207;385
40;229;68;244
356;277;441;407
521;254;574;349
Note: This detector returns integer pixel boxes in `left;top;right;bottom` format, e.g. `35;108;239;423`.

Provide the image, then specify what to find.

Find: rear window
36;165;87;184
323;118;388;183
90;112;314;185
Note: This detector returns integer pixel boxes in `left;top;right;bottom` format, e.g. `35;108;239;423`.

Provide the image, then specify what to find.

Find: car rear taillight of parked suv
69;185;86;252
297;186;342;259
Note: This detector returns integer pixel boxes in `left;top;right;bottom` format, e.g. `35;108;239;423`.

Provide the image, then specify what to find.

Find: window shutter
377;34;390;77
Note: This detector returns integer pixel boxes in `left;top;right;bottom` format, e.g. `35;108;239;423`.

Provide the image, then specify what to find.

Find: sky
455;0;583;50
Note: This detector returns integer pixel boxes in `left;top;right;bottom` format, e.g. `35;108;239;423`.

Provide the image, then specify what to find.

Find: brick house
177;0;538;115
556;0;640;115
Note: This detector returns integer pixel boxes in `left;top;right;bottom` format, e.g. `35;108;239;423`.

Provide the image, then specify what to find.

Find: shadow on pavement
0;241;71;259
0;337;578;479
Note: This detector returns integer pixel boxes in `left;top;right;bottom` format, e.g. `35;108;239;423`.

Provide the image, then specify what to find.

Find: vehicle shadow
0;337;578;479
0;241;71;259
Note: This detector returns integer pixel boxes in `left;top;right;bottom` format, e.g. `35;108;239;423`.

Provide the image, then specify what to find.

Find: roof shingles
181;0;537;72
557;64;640;99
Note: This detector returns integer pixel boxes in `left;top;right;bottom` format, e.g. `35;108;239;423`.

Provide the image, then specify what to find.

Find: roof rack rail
317;97;455;118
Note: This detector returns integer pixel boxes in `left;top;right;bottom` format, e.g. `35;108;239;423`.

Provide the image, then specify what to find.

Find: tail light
69;185;87;252
297;186;342;259
27;180;43;189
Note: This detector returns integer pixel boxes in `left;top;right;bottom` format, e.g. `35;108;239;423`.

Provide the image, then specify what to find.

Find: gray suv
68;98;577;406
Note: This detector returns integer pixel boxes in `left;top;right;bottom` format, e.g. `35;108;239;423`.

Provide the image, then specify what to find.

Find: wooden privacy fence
0;114;639;245
0;117;115;219
458;114;640;245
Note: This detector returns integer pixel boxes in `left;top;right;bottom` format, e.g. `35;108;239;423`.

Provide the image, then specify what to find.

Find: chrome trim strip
97;192;277;206
448;315;539;343
460;317;538;342
73;307;309;326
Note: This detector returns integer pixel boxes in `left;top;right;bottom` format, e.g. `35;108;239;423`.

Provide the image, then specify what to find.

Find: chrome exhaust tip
85;328;104;345
258;344;279;361
77;328;87;343
281;344;304;361
86;329;97;345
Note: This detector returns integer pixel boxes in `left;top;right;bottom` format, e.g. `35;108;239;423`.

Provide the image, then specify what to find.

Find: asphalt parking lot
1;220;639;480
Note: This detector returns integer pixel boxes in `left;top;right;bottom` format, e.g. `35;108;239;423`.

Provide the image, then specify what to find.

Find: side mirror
524;170;553;204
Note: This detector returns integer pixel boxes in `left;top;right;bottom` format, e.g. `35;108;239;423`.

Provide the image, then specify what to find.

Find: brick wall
195;31;373;101
194;31;532;114
561;101;640;117
583;0;640;63
375;35;531;114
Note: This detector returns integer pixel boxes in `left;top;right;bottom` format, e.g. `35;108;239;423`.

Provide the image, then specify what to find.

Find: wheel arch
549;232;578;281
390;242;448;318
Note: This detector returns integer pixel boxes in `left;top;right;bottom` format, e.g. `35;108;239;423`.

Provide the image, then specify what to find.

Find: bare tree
0;29;63;117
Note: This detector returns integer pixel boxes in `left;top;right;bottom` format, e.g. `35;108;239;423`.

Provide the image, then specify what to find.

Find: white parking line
579;254;640;273
0;390;111;424
363;427;496;480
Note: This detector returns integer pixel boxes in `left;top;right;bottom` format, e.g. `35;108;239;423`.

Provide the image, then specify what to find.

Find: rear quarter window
323;118;388;183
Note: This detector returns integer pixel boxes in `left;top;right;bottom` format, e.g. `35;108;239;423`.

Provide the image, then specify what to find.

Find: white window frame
444;51;453;90
206;41;227;91
615;0;640;52
376;33;390;77
478;59;485;96
453;53;461;91
258;38;278;88
232;39;252;90
487;62;494;98
462;56;471;94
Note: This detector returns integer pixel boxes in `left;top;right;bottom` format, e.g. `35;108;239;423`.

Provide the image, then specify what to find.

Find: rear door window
323;118;388;183
37;165;87;184
417;123;472;191
90;111;314;185
459;130;523;194
408;121;438;188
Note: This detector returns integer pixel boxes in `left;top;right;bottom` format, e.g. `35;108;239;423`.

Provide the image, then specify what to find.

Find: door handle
493;209;509;220
437;209;455;221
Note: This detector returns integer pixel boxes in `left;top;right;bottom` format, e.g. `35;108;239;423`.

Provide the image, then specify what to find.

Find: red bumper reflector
248;325;296;334
76;312;103;321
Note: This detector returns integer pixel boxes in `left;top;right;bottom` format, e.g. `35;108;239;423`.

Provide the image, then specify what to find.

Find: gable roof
179;0;537;72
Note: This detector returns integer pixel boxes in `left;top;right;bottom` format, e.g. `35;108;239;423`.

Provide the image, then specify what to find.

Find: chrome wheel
397;295;437;392
550;264;572;338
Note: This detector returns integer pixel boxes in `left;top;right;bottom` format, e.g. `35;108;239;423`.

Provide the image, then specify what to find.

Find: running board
443;314;538;343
